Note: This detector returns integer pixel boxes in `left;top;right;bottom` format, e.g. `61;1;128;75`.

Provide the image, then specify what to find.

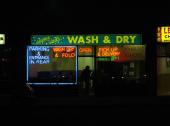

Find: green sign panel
32;34;142;45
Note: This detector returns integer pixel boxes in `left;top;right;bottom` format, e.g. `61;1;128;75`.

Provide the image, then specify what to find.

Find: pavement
13;96;170;121
1;93;170;124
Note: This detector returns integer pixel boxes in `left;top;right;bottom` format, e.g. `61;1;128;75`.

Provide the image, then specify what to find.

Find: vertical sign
157;26;170;42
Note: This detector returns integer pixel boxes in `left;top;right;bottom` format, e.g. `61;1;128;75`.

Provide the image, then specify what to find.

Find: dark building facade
1;5;170;97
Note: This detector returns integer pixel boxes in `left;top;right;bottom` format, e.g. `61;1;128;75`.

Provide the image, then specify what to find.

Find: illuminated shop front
157;26;170;96
27;34;146;95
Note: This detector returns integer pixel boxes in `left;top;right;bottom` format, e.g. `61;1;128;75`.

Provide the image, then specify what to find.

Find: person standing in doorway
80;66;92;95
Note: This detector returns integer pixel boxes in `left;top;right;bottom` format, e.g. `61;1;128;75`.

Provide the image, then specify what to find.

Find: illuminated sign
96;45;145;62
97;47;120;57
27;46;77;85
157;26;170;42
78;46;93;56
52;47;75;58
32;34;141;45
0;34;5;45
97;57;120;61
28;46;50;64
79;47;92;53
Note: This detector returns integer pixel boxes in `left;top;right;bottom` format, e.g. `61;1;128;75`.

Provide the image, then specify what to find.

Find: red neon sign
79;47;92;53
97;47;120;57
53;47;75;58
52;47;75;53
62;53;75;58
53;47;66;52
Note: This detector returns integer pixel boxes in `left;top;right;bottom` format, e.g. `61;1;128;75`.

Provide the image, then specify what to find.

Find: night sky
1;1;170;33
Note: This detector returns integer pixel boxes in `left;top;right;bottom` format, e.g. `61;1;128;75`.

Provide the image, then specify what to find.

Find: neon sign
97;57;110;61
78;46;93;56
28;46;50;64
97;47;120;57
26;46;77;85
32;34;141;45
97;57;120;61
157;26;170;42
52;47;75;58
96;45;145;62
28;46;50;51
79;47;92;53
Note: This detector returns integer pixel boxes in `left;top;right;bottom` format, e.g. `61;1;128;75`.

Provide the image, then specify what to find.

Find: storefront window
27;46;77;84
29;34;146;96
157;44;170;96
78;57;94;71
95;45;146;96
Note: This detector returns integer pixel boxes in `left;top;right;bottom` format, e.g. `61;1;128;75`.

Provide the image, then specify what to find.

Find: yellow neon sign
157;26;170;42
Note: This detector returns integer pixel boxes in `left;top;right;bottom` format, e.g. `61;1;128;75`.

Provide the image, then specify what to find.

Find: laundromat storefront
27;34;146;95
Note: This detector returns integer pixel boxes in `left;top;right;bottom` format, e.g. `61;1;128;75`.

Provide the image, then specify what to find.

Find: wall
157;57;170;75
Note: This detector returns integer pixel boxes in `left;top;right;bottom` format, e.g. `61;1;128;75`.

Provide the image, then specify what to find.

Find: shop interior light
0;34;5;45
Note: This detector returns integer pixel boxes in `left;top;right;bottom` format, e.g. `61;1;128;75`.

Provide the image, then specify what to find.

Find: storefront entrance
28;34;147;96
157;44;170;96
95;60;146;96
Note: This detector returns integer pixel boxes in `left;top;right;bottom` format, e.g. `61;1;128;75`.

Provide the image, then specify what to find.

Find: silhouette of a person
80;66;91;95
